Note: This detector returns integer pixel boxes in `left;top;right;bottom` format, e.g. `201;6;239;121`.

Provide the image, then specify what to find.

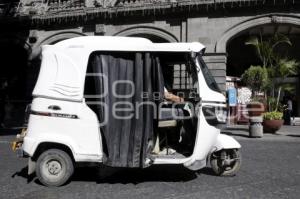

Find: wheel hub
223;158;232;166
219;151;236;167
47;160;62;175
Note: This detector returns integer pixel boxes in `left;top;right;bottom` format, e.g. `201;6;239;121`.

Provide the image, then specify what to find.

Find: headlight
202;105;227;125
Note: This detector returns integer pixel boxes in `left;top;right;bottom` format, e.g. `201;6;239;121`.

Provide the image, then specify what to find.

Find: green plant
277;58;299;77
245;33;300;111
272;58;299;110
245;33;291;68
263;111;283;120
241;65;269;97
267;97;285;113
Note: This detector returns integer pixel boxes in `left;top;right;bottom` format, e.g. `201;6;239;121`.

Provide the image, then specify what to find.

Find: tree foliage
244;33;299;112
241;65;268;97
245;34;292;68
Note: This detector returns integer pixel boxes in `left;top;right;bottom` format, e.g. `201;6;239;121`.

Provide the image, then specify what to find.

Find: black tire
210;149;241;176
36;149;74;187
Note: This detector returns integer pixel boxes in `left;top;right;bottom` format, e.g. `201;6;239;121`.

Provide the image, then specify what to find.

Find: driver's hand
165;92;184;103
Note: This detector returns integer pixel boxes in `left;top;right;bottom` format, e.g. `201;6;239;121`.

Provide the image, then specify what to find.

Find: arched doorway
114;26;178;43
0;37;31;127
127;33;170;43
226;23;300;76
224;19;300;120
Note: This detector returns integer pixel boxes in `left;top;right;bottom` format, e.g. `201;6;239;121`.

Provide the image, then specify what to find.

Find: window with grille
158;52;197;95
172;64;193;90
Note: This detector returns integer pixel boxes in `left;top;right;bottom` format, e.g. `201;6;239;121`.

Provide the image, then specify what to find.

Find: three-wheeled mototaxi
12;36;241;186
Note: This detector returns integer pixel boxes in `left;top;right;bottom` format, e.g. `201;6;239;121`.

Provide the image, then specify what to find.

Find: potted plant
245;33;299;133
263;111;284;133
241;65;268;117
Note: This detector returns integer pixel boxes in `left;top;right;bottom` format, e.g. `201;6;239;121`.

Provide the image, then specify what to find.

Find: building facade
1;0;300;125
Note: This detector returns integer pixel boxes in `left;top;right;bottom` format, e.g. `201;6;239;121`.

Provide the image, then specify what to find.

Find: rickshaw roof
52;36;205;53
33;36;206;102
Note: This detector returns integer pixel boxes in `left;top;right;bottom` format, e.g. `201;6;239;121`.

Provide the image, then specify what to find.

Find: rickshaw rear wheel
36;149;74;187
210;149;241;176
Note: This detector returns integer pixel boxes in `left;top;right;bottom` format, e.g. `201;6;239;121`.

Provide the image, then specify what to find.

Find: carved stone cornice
13;0;300;23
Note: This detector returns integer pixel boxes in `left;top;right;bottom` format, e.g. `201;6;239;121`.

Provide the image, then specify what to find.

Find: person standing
287;97;293;125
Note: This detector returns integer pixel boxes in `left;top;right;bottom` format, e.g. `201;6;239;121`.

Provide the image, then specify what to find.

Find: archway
40;32;86;45
226;24;300;76
216;14;300;53
114;26;178;43
127;33;170;43
0;36;31;127
223;16;300;119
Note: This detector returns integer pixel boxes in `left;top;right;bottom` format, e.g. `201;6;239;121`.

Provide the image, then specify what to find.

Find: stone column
203;53;227;92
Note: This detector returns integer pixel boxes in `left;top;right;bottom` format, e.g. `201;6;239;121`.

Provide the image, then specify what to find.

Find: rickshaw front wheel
36;149;74;187
210;149;241;176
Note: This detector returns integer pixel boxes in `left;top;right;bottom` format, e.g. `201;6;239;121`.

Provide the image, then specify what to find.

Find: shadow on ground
13;164;217;186
76;165;198;184
11;166;35;183
224;127;248;132
286;134;300;138
222;131;250;138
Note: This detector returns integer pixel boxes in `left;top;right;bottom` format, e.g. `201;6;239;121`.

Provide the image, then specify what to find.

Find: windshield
197;55;221;93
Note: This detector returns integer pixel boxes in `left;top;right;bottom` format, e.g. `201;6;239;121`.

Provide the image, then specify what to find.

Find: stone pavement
222;125;300;142
0;125;300;199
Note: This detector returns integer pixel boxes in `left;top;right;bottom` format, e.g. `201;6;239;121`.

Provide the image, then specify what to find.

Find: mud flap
28;158;36;175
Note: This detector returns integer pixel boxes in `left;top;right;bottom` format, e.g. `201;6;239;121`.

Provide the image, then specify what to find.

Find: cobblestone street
0;126;300;199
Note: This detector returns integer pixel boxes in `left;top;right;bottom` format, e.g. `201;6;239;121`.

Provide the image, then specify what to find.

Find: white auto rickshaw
13;36;241;186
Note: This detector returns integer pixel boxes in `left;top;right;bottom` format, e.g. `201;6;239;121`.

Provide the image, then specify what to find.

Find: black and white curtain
88;52;164;168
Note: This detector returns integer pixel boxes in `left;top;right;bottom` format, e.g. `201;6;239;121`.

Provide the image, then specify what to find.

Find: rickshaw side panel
23;97;103;162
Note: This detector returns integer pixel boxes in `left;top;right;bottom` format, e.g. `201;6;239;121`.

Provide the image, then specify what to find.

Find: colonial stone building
1;0;300;125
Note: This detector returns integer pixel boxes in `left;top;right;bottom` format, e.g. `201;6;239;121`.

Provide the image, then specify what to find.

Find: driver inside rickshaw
152;53;196;157
164;87;185;103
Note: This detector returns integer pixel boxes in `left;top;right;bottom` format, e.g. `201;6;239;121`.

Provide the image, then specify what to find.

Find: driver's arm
164;87;184;103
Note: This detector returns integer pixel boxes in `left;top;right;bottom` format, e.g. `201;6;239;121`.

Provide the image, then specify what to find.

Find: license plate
11;128;27;151
11;141;18;151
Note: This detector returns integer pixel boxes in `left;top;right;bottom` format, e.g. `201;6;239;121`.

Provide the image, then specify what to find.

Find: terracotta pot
247;102;265;117
263;119;284;133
